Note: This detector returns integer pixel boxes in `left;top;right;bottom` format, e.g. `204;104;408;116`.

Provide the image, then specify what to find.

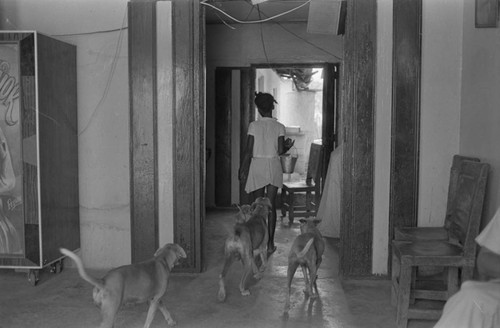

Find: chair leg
281;189;287;217
409;266;417;305
313;191;320;216
461;266;474;283
288;192;295;225
391;251;400;307
446;267;459;298
396;263;412;328
305;191;312;216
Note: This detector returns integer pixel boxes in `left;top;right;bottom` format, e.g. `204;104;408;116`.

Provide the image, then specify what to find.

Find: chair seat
281;142;324;225
282;180;315;191
394;227;448;241
393;240;465;265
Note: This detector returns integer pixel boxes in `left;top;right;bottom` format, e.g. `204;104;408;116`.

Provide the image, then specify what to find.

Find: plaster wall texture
0;0;132;269
460;0;500;229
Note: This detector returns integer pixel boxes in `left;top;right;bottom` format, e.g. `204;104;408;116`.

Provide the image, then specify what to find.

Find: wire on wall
257;6;271;64
200;0;311;24
77;8;128;136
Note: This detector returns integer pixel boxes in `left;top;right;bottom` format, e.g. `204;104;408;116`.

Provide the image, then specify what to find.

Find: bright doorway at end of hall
212;64;338;208
256;67;324;184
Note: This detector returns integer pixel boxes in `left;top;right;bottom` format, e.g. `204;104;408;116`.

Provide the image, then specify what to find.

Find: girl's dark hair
254;92;277;113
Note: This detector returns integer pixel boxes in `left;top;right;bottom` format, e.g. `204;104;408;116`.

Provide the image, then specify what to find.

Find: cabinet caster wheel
28;270;39;286
51;260;63;274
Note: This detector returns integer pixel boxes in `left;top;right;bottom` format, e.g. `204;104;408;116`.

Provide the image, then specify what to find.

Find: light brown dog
217;196;272;301
283;218;324;318
60;243;186;328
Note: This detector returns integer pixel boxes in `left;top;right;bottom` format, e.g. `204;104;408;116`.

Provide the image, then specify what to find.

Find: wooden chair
281;142;323;225
394;155;480;242
391;159;489;328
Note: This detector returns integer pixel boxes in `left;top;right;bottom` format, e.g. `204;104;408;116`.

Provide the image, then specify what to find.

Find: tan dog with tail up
60;243;186;328
218;196;272;301
283;218;324;319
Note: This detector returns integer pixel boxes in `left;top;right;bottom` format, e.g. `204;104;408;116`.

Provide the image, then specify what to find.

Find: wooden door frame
388;0;422;271
129;0;204;272
340;0;376;277
213;67;253;207
127;0;422;276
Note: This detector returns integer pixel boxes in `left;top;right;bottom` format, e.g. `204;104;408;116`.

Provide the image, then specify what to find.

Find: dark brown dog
217;197;272;301
60;243;186;328
283;218;324;318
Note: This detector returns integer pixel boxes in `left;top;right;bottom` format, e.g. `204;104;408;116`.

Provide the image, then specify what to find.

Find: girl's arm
278;136;285;155
278;136;295;155
239;135;254;181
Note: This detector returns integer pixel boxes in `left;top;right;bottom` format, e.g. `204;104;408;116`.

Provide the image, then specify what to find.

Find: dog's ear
159;244;187;270
235;204;251;223
154;244;169;257
173;244;187;258
262;197;272;208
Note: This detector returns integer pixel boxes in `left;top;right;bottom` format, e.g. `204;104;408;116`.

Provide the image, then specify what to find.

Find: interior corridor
0;209;437;328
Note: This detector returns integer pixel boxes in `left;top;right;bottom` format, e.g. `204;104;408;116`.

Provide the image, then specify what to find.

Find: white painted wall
0;0;132;269
461;0;500;228
418;0;463;227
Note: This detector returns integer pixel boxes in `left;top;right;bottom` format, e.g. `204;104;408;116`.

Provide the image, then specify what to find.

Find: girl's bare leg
266;184;278;253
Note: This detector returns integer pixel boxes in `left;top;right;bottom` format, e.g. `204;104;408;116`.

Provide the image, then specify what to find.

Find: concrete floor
0;209;438;328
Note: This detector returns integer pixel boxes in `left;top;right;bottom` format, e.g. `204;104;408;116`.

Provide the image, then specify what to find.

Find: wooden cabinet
0;32;79;282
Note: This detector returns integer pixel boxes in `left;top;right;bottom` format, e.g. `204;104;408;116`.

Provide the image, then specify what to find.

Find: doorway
213;64;338;208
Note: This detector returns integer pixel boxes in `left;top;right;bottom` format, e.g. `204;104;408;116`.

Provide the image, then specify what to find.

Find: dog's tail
60;248;105;290
295;238;314;258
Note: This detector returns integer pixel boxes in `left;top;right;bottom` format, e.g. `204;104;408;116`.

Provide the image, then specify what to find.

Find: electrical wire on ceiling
215;11;236;30
203;0;342;61
200;0;311;24
257;9;343;61
257;5;270;64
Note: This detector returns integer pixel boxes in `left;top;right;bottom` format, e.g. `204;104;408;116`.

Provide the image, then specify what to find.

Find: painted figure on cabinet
0;44;24;256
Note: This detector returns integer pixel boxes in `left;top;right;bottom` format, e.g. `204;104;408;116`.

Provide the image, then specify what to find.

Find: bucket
280;148;298;174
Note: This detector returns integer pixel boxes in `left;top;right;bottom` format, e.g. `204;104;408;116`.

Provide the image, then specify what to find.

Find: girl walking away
239;92;294;256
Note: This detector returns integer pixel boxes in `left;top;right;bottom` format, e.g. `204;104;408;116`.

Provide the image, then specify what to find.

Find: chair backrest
447;160;489;258
306;142;323;186
444;155;480;229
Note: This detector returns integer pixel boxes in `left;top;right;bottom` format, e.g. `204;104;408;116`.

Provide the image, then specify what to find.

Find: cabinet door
0;33;40;267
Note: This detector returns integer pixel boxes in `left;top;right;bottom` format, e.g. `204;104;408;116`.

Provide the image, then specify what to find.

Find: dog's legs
239;254;253;296
143;299;160;328
218;252;234;302
284;261;299;319
308;264;319;299
258;245;267;274
313;255;321;296
258;230;269;274
158;300;176;326
99;301;120;328
301;265;312;297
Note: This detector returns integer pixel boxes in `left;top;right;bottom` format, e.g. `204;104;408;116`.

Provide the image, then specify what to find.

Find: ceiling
202;0;311;25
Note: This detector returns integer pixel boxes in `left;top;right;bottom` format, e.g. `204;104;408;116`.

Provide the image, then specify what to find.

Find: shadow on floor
0;208;438;328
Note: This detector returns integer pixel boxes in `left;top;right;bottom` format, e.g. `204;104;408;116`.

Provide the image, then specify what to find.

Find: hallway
0;209;437;328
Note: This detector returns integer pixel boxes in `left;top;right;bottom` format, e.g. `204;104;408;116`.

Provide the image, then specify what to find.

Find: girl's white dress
245;117;285;193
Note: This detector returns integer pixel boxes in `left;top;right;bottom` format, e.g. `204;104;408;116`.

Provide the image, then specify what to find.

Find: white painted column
372;0;393;275
157;1;174;246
